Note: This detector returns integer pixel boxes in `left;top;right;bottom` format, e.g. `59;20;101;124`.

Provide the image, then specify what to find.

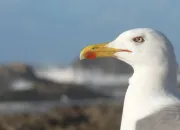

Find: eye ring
133;36;145;44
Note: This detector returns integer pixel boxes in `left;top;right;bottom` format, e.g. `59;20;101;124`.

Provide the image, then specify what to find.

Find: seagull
80;28;180;130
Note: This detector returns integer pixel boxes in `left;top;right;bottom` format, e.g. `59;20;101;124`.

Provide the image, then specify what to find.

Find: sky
0;0;179;65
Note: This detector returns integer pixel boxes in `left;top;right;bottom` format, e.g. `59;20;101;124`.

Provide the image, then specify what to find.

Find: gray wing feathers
136;105;180;130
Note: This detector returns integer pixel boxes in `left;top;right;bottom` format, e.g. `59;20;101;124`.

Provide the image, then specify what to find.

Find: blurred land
0;58;133;101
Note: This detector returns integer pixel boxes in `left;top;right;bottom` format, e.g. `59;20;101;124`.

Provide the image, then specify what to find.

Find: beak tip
79;50;84;60
79;54;84;60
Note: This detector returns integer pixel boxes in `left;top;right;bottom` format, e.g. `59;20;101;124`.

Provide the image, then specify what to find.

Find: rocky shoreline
0;104;123;130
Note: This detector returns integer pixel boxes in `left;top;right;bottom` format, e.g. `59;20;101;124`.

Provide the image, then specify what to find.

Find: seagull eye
133;36;144;44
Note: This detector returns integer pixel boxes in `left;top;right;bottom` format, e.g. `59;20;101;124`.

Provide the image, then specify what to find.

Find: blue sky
0;0;179;65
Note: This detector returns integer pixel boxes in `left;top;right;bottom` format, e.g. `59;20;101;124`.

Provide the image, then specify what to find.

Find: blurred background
0;0;179;130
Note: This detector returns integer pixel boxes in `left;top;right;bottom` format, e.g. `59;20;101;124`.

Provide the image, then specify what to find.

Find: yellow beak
80;42;122;60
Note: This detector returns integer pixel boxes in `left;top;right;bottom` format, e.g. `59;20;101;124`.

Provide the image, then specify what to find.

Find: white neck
120;64;179;130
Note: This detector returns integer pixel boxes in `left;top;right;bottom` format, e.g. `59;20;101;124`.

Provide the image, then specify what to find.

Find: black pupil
133;36;144;43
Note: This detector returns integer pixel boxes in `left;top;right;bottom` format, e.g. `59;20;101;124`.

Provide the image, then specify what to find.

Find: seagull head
80;28;176;67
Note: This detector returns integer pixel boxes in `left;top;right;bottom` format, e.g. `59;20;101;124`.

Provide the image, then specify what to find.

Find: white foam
11;79;34;91
34;66;131;86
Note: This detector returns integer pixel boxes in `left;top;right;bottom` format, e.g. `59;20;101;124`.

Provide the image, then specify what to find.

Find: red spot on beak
85;51;96;59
